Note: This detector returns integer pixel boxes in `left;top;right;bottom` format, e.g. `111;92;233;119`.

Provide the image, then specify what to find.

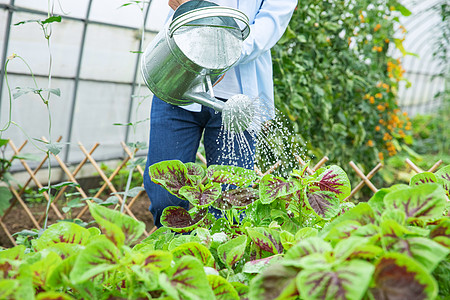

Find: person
143;0;297;227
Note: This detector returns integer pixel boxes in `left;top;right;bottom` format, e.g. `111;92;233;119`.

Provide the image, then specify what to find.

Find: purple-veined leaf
283;237;332;268
70;238;120;284
384;183;447;223
247;227;282;256
168;235;201;251
140;250;172;271
47;256;76;289
207;274;240;300
333;237;382;262
218;235;247;268
160;206;207;233
410;172;438;186
323;220;361;245
172;242;215;267
207;165;257;187
248;264;298;300
321;203;376;240
297;259;374;300
32;222;91;251
351;224;381;243
88;202;145;246
435;165;450;198
429;218;450;248
159;255;215;299
0;245;26;260
185;162;205;184
242;255;282;274
148;160;192;200
30;251;62;289
259;174;299;204
222;187;259;208
370;253;438;300
368;185;409;217
386;235;449;272
179;182;221;208
230;282;249;299
310;165;351;201
306;190;340;220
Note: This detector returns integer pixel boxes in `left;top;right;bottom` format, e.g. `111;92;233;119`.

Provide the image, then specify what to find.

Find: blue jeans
143;96;255;227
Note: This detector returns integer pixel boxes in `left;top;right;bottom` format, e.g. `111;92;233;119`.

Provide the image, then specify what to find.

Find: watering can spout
183;91;225;112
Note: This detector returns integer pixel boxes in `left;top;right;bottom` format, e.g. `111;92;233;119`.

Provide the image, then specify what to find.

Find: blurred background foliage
271;0;448;194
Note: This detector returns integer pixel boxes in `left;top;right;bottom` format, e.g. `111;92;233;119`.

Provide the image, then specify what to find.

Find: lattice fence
0;138;444;247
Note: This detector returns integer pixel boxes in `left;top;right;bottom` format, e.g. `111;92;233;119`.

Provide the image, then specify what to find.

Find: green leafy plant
272;0;414;180
0;162;449;299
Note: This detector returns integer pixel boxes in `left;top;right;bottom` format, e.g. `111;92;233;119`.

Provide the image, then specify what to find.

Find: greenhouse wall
0;0;446;171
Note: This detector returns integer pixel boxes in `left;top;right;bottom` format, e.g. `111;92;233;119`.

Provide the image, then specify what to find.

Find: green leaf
247;227;282;256
283;237;332;268
35;291;73;300
0;139;9;147
32;221;91;251
297;259;374;300
430;218;450;248
88;202;145;246
172;242;215;267
208;274;240;300
0;186;12;216
248;264;298;300
435;165;450;197
410;172;438;186
159;255;215;299
139;250;172;271
45;142;64;155
395;4;412;16
0;245;26;260
311;165;351;201
41;15;62;24
179;182;221;208
305;190;340;220
393;38;418;57
218;235;247;268
160;206;207;233
389;236;449;272
30;251;62;289
243;255;282;274
370;253;438;299
70;238;120;284
207;164;257;187
0;279;18;299
259;174;299;204
149;160;192;200
383;183;447;223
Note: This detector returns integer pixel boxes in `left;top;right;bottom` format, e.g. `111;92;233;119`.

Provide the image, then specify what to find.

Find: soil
0;177;156;248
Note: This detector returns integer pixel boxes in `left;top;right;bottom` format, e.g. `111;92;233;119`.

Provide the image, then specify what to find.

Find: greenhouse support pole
124;0;153;145
63;0;93;163
0;0;16;115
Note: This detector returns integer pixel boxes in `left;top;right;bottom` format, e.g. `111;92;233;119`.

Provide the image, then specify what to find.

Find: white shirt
168;0;297;115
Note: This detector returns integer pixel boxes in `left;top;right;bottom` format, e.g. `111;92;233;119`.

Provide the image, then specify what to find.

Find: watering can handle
169;6;250;40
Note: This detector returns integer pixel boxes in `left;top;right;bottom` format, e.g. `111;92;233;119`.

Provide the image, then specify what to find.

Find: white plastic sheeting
0;0;170;170
394;0;447;115
0;0;446;172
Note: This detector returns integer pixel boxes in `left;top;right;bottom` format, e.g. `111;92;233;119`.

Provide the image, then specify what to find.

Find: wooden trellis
0;138;154;246
1;138;446;247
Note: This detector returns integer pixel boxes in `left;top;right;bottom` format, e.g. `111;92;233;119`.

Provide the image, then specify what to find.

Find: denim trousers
143;96;255;227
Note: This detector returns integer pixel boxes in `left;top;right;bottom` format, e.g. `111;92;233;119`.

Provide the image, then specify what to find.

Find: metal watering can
141;0;251;114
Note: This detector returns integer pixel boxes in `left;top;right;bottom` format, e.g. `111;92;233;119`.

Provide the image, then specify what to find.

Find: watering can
140;0;251;113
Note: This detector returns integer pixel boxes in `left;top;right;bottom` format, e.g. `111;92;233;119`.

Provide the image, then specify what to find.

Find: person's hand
168;0;189;10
